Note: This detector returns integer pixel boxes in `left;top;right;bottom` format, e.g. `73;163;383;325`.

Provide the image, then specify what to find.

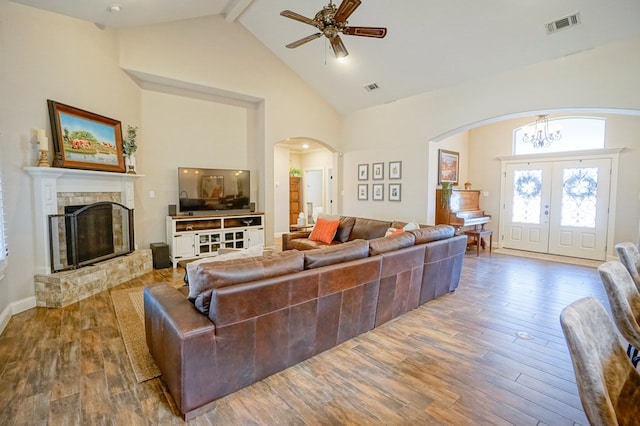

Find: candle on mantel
36;129;46;142
39;136;49;151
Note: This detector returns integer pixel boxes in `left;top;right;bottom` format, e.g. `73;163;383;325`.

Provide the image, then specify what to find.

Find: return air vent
546;12;581;34
364;82;379;92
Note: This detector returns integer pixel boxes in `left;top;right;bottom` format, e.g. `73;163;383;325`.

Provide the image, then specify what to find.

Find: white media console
166;212;265;268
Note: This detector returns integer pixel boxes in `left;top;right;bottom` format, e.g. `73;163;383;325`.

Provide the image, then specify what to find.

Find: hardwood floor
0;252;610;425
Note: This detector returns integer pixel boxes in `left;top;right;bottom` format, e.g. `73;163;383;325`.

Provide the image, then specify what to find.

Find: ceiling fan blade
285;33;322;49
330;35;349;58
334;0;362;23
280;10;317;27
343;26;387;38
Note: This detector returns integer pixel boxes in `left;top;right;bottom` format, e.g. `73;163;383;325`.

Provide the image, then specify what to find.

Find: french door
503;158;611;260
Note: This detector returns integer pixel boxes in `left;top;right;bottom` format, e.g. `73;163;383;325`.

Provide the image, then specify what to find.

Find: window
513;117;605;155
0;168;6;280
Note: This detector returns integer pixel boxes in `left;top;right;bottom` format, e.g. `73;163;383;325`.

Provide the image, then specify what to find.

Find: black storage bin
150;242;171;269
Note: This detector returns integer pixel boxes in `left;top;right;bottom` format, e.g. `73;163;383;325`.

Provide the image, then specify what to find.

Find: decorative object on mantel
123;125;138;174
464;182;472;190
47;99;126;173
522;114;561;148
35;128;50;167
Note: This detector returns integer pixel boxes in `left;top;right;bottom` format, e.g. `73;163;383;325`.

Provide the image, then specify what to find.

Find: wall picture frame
47;100;126;172
389;161;402;179
358;184;368;200
358;163;369;180
372;183;384;201
438;149;459;185
389;183;401;201
372;162;384;180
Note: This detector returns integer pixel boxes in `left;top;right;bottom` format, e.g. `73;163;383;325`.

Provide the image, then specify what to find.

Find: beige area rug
111;287;162;383
494;248;603;268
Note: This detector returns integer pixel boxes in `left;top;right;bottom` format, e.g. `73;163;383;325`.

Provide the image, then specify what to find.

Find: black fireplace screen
48;201;134;272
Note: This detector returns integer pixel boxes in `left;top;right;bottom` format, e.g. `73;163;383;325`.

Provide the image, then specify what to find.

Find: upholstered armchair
598;260;640;366
560;297;640;425
615;242;640;291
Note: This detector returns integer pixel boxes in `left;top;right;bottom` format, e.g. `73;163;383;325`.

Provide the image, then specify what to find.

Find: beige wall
0;3;341;320
467;114;640;248
341;36;640;233
117;14;342;248
0;1;140;317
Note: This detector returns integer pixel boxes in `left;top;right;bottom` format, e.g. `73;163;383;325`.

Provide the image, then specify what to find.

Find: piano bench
465;229;493;256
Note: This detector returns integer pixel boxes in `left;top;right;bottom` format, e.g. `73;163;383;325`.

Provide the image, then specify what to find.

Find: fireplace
27;167;152;308
49;202;134;272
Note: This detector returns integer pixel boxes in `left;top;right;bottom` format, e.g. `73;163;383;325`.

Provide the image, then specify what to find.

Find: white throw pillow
186;244;264;291
403;221;420;231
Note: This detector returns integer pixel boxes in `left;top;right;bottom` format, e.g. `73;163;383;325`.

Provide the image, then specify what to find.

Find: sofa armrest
144;283;218;416
282;231;312;251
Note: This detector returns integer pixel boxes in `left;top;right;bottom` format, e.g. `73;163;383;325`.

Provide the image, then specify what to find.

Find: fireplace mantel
26;167;143;274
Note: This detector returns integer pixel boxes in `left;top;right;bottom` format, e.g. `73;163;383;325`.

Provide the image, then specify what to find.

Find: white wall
0;1;140;317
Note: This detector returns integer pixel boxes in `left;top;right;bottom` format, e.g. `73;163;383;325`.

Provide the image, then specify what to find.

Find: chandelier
522;114;561;148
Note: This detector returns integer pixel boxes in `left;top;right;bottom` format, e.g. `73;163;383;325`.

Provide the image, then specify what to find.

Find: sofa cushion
287;238;337;251
409;225;455;244
304;239;370;270
335;216;356;242
308;217;340;244
185;244;264;286
189;250;304;315
369;232;416;256
349;218;393;240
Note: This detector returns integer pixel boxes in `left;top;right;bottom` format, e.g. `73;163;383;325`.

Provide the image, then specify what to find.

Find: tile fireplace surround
26;167;151;308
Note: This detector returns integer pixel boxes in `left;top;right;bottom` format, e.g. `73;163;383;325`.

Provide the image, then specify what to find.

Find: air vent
364;83;379;92
546;12;581;34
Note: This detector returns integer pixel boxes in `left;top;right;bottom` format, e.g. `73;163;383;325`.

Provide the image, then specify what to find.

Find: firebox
48;201;134;272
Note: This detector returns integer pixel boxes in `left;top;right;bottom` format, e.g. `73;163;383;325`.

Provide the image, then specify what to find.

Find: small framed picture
358;184;368;200
372;183;384;201
389;183;401;201
358;164;369;181
372;162;384;180
389;161;402;179
438;149;459;185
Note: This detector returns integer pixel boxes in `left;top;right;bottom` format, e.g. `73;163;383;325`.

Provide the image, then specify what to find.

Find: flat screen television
178;167;251;215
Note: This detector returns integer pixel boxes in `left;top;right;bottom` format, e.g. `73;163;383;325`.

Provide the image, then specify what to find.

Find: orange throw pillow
308;217;340;244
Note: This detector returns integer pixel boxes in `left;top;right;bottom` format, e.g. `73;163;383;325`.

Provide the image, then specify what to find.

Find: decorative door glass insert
561;167;598;228
512;170;543;224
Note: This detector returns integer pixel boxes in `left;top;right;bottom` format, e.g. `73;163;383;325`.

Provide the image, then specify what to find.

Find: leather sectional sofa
144;219;467;419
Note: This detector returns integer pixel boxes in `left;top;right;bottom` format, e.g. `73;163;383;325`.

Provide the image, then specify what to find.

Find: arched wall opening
274;137;339;239
428;108;640;258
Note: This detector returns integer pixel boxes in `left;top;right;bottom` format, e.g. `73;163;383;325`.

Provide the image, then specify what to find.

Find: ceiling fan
280;0;387;59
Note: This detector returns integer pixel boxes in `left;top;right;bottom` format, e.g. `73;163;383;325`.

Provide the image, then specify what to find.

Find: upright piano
435;189;491;232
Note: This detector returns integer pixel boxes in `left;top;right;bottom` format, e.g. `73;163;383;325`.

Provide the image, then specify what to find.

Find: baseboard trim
0;296;37;336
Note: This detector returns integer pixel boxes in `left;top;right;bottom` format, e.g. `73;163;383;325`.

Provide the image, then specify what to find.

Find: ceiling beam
224;0;254;22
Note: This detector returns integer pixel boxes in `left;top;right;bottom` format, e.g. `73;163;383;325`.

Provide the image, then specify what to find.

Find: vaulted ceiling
10;0;640;114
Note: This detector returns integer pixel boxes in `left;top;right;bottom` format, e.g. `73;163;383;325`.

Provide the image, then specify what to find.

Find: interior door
305;169;323;222
503;162;553;252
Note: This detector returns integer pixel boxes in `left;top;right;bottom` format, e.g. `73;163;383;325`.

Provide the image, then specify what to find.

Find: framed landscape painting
438;149;459;185
47;100;126;172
